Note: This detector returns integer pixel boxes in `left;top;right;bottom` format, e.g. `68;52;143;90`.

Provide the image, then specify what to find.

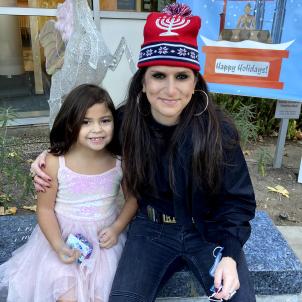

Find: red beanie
137;3;201;71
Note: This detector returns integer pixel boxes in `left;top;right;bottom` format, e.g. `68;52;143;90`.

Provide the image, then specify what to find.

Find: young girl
0;84;137;302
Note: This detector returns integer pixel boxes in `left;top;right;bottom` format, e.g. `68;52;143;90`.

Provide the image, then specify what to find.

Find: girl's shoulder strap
58;155;66;168
115;156;123;178
115;156;122;168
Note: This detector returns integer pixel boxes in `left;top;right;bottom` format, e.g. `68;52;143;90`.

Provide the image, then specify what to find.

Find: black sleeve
213;126;256;262
216;143;256;262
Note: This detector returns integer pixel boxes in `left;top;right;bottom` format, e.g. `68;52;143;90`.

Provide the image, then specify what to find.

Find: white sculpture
39;0;135;127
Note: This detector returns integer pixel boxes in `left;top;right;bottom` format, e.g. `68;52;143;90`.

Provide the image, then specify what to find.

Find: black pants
109;213;256;302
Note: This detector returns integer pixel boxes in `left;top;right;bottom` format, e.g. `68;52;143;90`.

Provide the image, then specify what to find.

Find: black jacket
116;106;256;263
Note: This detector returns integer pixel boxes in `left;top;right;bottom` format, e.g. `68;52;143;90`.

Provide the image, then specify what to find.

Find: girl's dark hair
121;68;239;197
49;84;117;155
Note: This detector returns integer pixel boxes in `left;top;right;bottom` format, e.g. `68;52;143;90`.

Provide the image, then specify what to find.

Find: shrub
212;94;258;148
213;93;302;141
0;107;34;209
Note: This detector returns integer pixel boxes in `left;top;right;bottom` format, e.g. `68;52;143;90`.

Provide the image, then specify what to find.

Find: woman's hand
98;226;119;249
30;150;51;192
213;257;240;301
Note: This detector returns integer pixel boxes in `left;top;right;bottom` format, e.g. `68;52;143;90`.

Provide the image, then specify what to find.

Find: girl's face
142;66;196;125
76;103;114;152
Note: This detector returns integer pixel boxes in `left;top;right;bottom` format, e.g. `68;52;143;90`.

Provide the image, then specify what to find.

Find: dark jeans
109;213;256;302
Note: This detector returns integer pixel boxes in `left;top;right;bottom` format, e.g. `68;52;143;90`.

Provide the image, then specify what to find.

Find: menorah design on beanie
156;16;191;36
137;3;201;71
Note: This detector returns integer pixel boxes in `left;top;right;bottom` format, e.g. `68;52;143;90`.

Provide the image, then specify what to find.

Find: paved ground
278;226;302;262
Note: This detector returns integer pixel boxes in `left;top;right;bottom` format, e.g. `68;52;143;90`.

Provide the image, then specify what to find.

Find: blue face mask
208;246;224;302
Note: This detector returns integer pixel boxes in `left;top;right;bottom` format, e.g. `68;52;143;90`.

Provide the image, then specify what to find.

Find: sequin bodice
55;156;122;221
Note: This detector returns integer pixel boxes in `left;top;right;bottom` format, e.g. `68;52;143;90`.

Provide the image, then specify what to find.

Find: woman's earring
136;92;149;116
193;90;209;117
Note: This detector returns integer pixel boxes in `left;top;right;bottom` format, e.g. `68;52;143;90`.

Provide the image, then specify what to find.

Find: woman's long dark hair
49;84;117;156
121;68;238;197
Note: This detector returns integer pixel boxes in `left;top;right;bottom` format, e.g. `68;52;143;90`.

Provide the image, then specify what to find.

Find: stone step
156;211;302;297
0;211;302;300
157;295;302;302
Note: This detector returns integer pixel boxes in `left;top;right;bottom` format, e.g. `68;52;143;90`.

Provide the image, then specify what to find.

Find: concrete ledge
0;215;37;265
0;211;302;299
157;211;302;297
156;294;302;302
245;211;302;295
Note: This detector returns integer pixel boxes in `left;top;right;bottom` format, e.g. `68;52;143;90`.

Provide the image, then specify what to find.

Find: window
100;0;176;12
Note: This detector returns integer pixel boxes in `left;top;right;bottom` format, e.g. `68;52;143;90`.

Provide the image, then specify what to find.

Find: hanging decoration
39;0;136;127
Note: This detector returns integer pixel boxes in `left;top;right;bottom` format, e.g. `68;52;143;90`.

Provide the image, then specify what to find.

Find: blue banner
179;0;302;102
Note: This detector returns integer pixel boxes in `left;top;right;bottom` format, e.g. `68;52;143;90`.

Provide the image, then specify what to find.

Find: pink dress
0;156;126;302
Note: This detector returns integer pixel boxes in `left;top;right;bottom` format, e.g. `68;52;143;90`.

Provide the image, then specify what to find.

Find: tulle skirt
0;211;126;302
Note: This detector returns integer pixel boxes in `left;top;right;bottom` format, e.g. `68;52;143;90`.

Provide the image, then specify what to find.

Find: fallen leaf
22;205;37;212
295;130;302;140
0;207;17;215
267;185;289;198
243;150;251;156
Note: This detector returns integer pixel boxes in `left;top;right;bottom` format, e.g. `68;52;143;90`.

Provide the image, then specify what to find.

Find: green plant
0;107;34;209
256;147;273;177
230;103;258;148
213;94;284;137
212;94;258;148
287;120;297;140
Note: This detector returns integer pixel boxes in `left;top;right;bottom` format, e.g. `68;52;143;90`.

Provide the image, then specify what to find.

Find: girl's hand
212;257;240;301
57;244;80;264
98;226;119;249
30;150;51;192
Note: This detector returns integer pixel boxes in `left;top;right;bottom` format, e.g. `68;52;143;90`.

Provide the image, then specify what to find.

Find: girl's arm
37;154;79;263
99;181;138;248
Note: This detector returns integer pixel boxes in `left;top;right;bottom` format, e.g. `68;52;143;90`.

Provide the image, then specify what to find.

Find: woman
31;4;256;301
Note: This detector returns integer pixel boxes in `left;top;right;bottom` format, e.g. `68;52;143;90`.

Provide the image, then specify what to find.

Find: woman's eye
102;119;112;124
176;74;189;80
152;73;165;79
83;120;90;124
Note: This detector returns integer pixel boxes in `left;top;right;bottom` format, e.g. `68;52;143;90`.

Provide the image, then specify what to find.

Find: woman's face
142;66;196;125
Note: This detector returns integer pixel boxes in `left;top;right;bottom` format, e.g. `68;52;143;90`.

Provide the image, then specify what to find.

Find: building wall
100;17;145;106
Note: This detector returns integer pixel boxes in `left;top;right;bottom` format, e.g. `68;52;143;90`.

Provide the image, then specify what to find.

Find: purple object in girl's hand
66;233;93;263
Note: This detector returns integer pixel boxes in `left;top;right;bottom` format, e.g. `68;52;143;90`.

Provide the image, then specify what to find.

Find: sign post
273;118;289;169
273;101;301;168
298;158;302;184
